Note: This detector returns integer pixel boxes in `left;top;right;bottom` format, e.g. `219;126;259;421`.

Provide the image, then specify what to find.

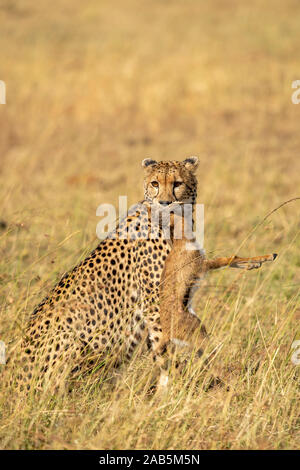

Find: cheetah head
142;157;199;206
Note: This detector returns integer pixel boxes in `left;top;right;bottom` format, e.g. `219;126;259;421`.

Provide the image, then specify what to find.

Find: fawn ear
183;156;199;172
142;158;157;169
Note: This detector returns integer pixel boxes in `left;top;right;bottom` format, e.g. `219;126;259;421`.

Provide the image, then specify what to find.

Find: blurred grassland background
0;0;299;450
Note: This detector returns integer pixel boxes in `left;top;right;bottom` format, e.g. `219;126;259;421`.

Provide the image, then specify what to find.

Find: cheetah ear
142;158;157;169
183;156;199;172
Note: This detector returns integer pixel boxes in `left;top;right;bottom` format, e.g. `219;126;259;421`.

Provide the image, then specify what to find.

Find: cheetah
11;157;276;393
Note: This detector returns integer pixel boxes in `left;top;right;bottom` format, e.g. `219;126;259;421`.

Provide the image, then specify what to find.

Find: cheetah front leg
138;300;172;392
141;294;207;394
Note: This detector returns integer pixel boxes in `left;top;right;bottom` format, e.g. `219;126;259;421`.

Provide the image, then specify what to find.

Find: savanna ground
0;0;299;450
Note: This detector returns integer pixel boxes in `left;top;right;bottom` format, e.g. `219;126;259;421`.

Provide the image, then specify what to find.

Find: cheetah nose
159;200;172;206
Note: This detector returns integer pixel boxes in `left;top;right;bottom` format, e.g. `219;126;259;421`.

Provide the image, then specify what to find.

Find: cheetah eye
151;181;159;188
174;181;183;188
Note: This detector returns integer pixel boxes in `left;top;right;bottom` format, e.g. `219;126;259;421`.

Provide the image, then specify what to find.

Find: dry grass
0;0;299;449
